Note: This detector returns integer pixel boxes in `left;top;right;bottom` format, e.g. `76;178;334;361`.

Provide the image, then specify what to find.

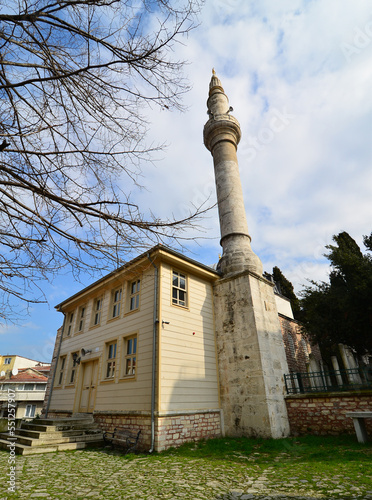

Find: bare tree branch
0;0;207;321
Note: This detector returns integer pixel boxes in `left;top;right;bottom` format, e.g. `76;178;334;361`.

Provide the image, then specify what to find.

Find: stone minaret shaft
205;71;290;439
203;71;262;277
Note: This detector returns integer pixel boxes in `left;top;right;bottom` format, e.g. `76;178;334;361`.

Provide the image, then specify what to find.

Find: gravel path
1;449;371;499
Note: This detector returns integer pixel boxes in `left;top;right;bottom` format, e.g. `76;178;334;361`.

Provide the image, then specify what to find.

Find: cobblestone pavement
1;449;372;500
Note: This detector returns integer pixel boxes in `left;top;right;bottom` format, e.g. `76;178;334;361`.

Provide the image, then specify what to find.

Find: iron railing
284;366;372;395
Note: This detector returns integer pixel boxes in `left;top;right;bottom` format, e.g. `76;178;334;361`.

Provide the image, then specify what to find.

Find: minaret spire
203;70;262;276
206;72;290;441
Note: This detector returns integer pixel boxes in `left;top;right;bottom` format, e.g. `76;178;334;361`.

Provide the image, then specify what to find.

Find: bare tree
0;0;204;320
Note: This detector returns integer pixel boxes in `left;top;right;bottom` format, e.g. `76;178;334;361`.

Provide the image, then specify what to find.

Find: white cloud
4;0;372;354
137;0;372;292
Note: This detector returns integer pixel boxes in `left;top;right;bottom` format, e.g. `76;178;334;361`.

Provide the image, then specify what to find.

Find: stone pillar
204;71;290;438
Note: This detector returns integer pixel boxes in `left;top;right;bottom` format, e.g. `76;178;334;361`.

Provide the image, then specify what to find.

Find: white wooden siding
159;263;219;411
49;269;156;412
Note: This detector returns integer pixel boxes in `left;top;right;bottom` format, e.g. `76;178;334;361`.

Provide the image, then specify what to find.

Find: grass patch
160;434;372;465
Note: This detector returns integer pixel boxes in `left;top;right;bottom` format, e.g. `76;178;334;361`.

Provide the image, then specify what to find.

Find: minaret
205;71;290;439
203;70;262;277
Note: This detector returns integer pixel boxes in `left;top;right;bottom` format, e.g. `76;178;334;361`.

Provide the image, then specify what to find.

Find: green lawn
1;435;371;499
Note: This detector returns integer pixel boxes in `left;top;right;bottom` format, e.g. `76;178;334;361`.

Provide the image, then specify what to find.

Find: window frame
4;357;12;365
122;334;137;379
76;305;86;333
105;340;117;379
92;297;103;327
55;355;67;387
67;352;79;385
129;279;141;312
66;312;74;337
25;404;36;418
111;287;122;319
172;270;188;308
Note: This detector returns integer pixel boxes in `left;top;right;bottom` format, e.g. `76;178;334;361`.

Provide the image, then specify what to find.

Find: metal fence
284;366;372;395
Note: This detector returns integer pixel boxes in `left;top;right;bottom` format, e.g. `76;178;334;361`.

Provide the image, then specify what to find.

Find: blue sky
1;0;372;361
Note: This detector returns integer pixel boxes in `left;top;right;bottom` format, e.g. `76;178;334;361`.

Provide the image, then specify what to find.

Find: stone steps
0;415;103;455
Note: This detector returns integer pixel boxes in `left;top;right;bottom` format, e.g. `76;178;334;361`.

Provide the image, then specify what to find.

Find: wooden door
79;360;98;413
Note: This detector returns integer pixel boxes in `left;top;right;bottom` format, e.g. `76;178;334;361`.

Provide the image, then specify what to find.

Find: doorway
78;359;98;413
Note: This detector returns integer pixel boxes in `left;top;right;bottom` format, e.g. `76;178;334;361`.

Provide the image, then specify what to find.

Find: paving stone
0;449;371;499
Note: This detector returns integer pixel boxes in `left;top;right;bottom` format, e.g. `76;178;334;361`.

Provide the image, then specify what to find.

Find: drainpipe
44;314;66;418
147;253;159;453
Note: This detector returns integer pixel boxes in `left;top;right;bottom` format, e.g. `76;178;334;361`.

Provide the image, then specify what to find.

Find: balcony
0;390;46;402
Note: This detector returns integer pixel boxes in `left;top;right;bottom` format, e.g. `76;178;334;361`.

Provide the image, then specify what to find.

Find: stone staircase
0;415;104;455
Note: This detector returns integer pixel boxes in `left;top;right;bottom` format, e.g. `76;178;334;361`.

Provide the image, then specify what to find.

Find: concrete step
34;416;94;426
0;438;96;455
21;422;99;432
16;428;102;439
0;415;104;454
0;432;103;447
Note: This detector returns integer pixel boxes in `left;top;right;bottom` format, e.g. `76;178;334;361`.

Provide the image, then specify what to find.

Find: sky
1;0;371;362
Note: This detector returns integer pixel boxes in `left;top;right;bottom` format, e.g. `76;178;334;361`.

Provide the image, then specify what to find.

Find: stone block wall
93;412;152;451
279;315;323;374
43;410;222;452
286;391;372;435
42;326;63;416
155;411;222;452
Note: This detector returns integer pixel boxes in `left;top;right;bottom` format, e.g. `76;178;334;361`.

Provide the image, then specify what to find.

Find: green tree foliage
272;266;301;319
300;231;372;358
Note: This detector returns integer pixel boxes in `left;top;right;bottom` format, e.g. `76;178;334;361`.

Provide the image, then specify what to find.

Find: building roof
55;244;220;311
0;367;49;383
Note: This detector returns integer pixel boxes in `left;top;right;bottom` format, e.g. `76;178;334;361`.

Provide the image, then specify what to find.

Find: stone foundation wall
75;410;222;452
45;411;73;419
93;413;152;451
155;411;222;452
286;391;372;435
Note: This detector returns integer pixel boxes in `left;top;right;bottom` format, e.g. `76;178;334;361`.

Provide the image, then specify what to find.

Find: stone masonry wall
42;326;63;416
44;410;221;452
214;272;290;439
93;413;152;452
279;315;323;374
156;411;222;452
286;391;372;435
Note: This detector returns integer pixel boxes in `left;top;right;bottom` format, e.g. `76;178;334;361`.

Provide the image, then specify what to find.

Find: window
172;271;187;307
24;383;35;391
25;404;36;418
112;288;122;318
106;341;117;378
66;312;74;336
93;297;103;326
56;356;66;386
69;352;79;384
35;384;47;391
4;357;12;365
124;336;137;377
77;306;86;332
129;280;140;311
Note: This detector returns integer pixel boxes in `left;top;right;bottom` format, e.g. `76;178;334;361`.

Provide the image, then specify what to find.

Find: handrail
284;366;372;394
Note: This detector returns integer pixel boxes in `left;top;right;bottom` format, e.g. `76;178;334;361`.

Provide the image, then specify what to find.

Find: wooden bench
346;411;372;443
103;428;141;453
